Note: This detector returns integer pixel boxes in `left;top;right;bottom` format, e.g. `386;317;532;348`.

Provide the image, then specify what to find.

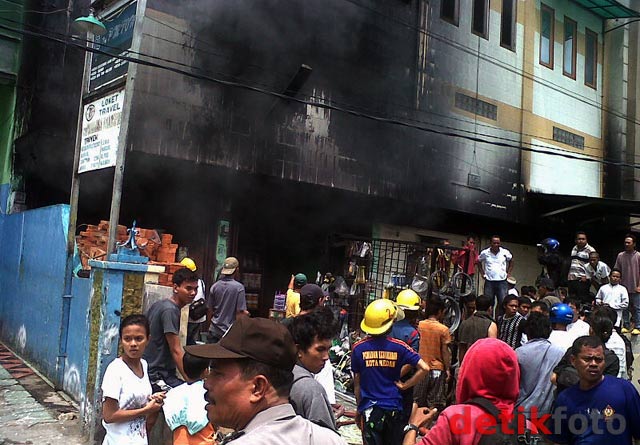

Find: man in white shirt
548;303;577;353
478;236;513;314
593;306;629;379
566;298;590;338
595;268;629;329
584;251;610;293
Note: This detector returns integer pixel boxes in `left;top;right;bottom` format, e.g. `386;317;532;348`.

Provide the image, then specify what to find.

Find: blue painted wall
64;275;92;409
0;204;73;387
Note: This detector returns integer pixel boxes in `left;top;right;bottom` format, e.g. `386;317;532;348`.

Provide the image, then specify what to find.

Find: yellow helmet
396;289;421;311
361;299;404;335
180;257;197;272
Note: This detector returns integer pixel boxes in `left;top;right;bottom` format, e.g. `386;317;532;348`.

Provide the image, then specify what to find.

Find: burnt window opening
553;126;584;150
585;28;598;89
455;92;497;120
441;0;459;26
540;4;554;68
500;0;516;50
563;17;577;79
472;0;489;38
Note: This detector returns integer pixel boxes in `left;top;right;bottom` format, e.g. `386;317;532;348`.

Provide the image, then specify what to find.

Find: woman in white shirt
101;314;166;445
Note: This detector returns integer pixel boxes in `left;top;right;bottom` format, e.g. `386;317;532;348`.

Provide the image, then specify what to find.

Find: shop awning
571;0;640;18
528;192;640;223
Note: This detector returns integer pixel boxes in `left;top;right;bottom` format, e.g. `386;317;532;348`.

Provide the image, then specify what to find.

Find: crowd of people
97;230;640;445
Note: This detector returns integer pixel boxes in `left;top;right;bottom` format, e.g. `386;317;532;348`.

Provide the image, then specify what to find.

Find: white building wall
529;138;602;197
425;0;608;200
429;0;524;109
477;9;525;109
531;1;603;138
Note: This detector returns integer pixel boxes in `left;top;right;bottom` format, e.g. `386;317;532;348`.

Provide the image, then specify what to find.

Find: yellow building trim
449;85;602;153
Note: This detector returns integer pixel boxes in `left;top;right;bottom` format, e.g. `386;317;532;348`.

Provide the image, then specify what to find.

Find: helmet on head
396;289;421;310
538;238;560;253
361;299;404;335
180;257;197;272
549;303;574;325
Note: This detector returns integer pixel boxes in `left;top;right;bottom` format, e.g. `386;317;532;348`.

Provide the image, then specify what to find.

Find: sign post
106;0;147;254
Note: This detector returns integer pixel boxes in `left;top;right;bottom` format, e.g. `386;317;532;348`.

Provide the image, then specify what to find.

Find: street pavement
0;343;86;445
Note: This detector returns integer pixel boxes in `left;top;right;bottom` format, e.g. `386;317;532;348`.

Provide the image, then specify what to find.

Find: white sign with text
78;88;125;173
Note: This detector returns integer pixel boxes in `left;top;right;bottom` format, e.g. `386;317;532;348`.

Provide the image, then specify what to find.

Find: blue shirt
516;338;565;418
391;319;420;352
548;375;640;444
351;335;421;412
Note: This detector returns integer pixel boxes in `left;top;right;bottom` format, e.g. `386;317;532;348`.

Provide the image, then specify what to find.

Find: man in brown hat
185;317;346;444
207;257;249;343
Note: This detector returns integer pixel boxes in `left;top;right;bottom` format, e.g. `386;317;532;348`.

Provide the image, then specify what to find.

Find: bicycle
428;261;475;335
430;270;474;296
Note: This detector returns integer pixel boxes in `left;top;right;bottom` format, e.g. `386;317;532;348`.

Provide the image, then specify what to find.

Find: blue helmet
550;303;574;325
538;238;560;253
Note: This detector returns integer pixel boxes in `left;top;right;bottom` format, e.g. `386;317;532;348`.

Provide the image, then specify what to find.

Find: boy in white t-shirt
102;314;166;445
595;268;629;328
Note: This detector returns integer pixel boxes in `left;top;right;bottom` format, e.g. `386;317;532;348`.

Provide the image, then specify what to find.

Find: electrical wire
340;0;640;128
0;8;629;160
1;0;637;128
150;6;613;125
128;4;639;131
144;15;289;80
106;11;640;157
0;22;627;179
1;21;638;173
0;14;612;165
0;16;561;180
2;15;293;93
0;7;615;192
0;8;66;15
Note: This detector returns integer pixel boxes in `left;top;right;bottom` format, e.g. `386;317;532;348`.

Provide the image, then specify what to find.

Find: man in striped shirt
567;231;596;305
497;295;524;349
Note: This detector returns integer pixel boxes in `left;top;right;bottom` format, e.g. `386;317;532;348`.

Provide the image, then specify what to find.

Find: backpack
188;279;208;320
465;397;541;445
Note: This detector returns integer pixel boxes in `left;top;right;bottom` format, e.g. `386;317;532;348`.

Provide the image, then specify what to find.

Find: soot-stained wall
127;0;520;221
13;0;88;208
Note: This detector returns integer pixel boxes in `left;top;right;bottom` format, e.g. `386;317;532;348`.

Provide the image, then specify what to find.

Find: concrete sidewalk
0;344;86;445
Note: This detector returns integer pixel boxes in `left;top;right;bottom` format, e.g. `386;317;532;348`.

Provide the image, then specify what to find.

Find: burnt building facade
7;0;640;314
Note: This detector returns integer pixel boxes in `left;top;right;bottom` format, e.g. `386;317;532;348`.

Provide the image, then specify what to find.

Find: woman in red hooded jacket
402;338;537;445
